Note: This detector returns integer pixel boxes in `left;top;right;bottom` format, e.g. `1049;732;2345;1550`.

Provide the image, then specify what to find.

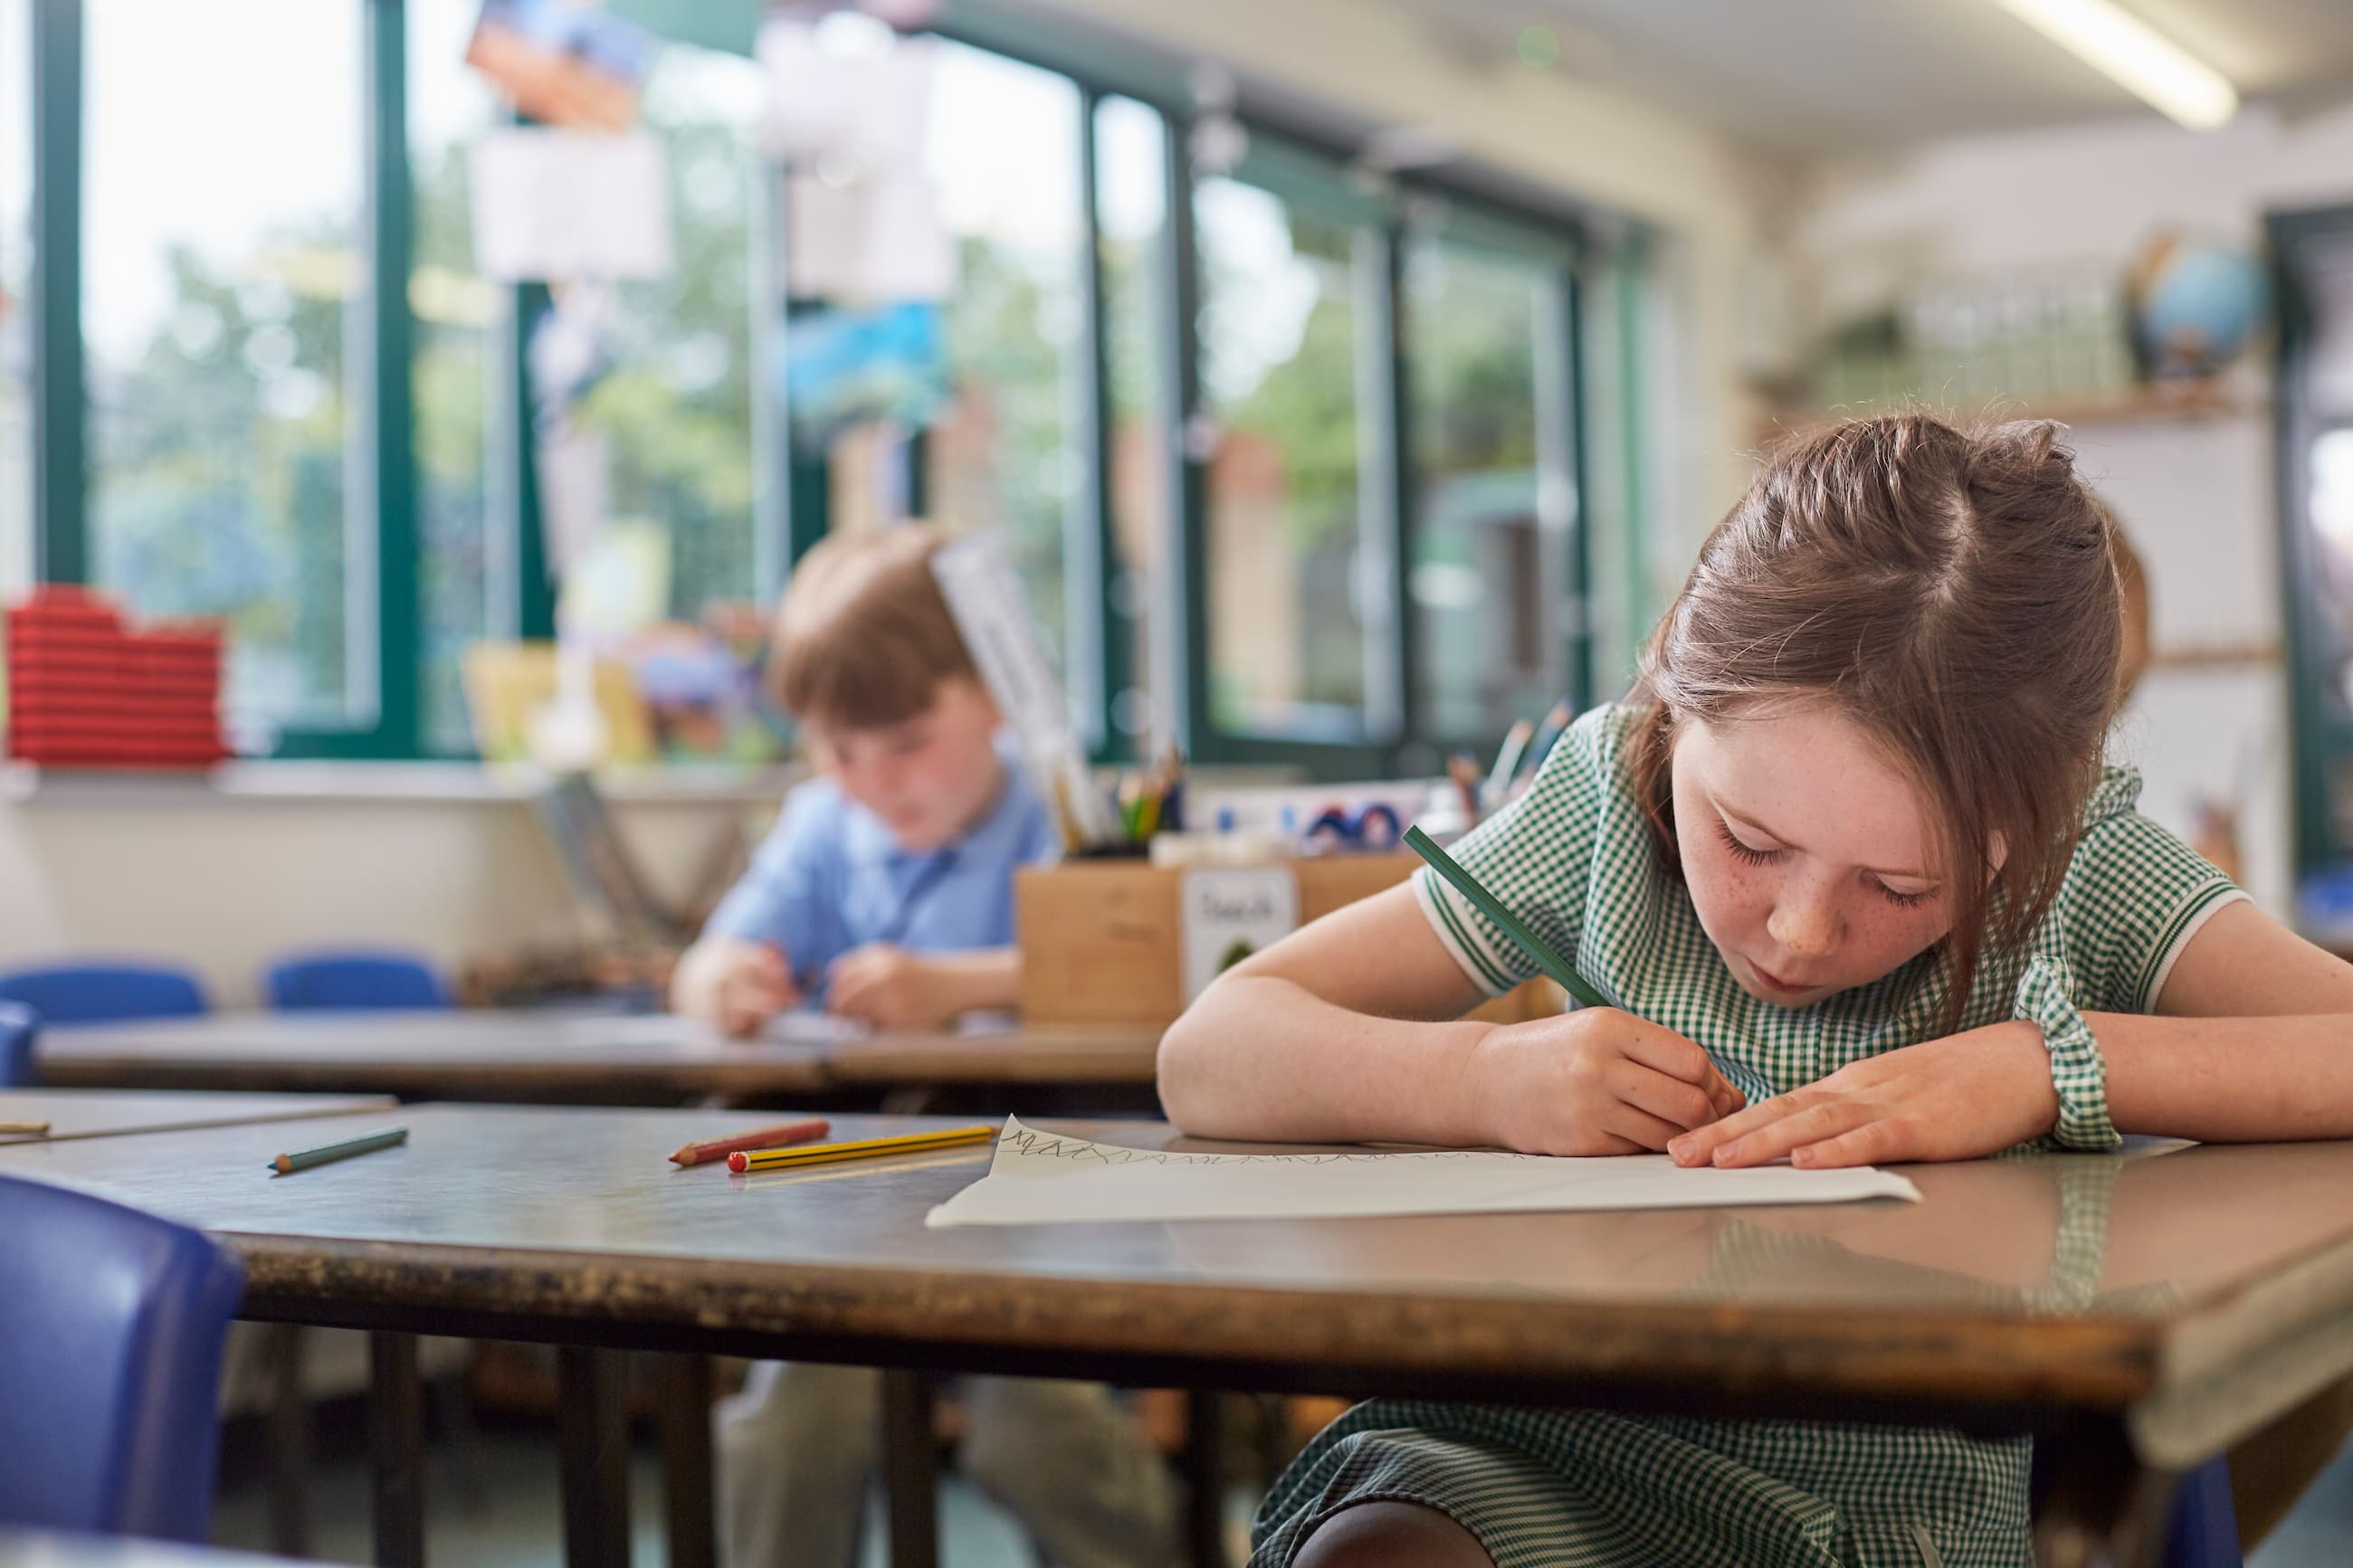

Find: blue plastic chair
0;963;208;1026
0;1175;246;1540
2167;1456;2242;1567
0;1002;35;1087
263;949;450;1012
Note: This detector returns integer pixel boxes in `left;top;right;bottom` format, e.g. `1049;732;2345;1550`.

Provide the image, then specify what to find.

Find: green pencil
267;1126;409;1176
1404;825;1609;1010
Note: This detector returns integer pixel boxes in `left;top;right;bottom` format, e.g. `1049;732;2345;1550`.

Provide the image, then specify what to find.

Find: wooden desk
0;1088;395;1144
0;1532;310;1568
821;1022;1161;1085
18;1114;2353;1568
34;1009;1165;1102
10;1109;2350;1568
34;1011;832;1102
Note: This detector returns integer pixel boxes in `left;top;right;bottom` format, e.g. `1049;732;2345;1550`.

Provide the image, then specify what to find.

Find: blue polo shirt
700;742;1058;995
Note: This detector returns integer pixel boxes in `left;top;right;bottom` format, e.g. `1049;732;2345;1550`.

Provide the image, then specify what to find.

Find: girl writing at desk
1161;414;2353;1568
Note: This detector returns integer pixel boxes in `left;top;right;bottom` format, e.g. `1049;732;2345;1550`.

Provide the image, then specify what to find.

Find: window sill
0;759;805;807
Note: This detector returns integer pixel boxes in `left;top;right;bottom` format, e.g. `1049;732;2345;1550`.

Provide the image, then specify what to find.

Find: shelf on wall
1753;379;2266;448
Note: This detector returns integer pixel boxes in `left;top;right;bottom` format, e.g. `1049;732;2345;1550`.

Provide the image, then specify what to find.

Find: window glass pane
922;43;1082;673
83;0;367;732
411;0;505;753
572;45;762;621
1094;94;1166;750
1406;236;1566;741
0;0;30;601
1196;175;1366;739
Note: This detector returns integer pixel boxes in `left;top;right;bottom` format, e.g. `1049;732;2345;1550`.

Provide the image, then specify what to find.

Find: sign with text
1180;867;1300;1003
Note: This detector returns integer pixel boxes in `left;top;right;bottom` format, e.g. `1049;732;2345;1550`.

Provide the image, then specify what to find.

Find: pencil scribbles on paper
996;1125;1503;1169
925;1117;1922;1228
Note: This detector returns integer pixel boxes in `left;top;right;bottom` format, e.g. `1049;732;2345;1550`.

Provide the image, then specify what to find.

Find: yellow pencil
726;1124;997;1172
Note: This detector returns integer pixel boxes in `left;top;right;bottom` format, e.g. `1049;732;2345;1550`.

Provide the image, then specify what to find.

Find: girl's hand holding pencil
1471;1010;1747;1156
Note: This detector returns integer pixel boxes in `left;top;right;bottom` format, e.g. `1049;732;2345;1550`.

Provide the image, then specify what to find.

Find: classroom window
1196;173;1371;741
919;43;1085;674
409;0;507;754
82;0;370;734
1405;234;1571;742
0;0;29;602
568;43;763;622
1093;94;1168;750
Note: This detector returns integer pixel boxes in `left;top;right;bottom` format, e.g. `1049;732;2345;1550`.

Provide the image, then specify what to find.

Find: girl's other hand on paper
1668;1022;2058;1170
1472;1008;1745;1156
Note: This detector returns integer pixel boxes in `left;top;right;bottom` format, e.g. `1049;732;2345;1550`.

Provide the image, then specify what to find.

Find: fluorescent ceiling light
1991;0;2239;129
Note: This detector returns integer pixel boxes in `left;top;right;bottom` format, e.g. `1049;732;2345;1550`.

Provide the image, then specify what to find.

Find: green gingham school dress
1250;704;2244;1568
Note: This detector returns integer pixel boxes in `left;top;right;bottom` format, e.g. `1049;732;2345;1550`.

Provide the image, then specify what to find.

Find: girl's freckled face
1669;704;1965;1008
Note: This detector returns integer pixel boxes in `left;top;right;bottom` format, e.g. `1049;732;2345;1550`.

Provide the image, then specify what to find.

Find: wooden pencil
668;1117;830;1167
726;1123;998;1173
267;1126;409;1176
0;1119;52;1135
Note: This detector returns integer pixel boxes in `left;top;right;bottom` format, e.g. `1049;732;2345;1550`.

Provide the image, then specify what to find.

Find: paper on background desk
925;1117;1921;1228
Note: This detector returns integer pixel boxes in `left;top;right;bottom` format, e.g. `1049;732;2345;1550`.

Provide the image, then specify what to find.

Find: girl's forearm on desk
2091;1012;2353;1140
1157;974;1494;1145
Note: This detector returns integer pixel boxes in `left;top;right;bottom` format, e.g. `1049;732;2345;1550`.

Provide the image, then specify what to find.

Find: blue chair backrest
264;950;450;1012
0;1002;34;1087
0;964;208;1026
2167;1455;2242;1568
0;1175;245;1540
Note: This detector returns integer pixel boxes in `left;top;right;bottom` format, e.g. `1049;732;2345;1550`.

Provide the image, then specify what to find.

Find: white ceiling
1387;0;2353;155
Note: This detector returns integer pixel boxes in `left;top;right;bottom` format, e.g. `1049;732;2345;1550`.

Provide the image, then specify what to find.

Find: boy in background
673;526;1175;1568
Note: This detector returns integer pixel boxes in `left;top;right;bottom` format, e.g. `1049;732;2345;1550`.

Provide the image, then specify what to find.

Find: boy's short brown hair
771;526;978;729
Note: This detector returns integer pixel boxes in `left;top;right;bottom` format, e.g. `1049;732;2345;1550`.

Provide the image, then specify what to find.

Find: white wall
1790;103;2353;915
0;785;761;1008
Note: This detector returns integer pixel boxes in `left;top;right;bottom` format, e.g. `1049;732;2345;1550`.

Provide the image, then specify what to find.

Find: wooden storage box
1016;852;1559;1029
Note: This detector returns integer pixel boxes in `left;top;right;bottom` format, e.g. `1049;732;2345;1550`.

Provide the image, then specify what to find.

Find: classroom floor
205;1422;2351;1567
210;1426;1259;1567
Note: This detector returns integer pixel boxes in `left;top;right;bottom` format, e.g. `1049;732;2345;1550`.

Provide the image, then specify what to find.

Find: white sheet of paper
925;1117;1921;1228
759;1010;872;1045
932;531;1121;844
471;128;673;282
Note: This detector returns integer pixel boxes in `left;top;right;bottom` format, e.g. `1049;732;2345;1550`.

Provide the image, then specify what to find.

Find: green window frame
19;0;1598;777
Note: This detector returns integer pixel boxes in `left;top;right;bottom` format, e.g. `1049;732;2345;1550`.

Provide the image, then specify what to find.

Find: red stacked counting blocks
5;585;231;769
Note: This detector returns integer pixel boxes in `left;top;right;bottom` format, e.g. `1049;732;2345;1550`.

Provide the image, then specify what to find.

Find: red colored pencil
668;1117;830;1168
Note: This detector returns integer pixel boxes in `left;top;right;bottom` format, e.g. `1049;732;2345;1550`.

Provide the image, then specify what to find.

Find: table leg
2033;1416;2178;1568
265;1323;310;1556
655;1354;718;1568
557;1346;633;1568
881;1369;940;1568
1182;1390;1229;1568
368;1331;426;1568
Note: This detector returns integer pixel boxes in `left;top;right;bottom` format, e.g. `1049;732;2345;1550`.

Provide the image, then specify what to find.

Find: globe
2127;233;2268;380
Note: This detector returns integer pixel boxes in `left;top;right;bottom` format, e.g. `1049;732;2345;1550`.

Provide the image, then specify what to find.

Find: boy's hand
671;937;800;1039
1472;1008;1746;1155
1668;1021;2059;1170
827;944;960;1030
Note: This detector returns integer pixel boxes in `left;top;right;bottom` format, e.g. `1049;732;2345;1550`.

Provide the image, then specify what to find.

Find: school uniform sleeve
1412;705;1619;997
2056;789;2246;1015
700;780;852;977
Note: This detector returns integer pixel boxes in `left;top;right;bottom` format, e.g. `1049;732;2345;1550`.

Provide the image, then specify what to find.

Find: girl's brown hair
1627;414;2124;1030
